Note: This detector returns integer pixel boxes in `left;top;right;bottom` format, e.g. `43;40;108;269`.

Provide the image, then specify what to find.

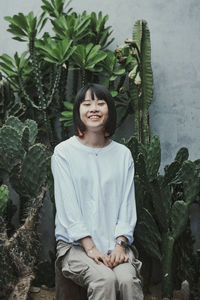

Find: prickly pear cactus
21;144;46;197
0;116;47;298
121;135;199;298
0;125;24;171
0;184;9;216
0;78;25;125
24;119;38;145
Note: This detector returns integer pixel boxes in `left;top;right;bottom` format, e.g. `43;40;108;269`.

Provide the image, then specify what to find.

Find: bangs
80;85;107;103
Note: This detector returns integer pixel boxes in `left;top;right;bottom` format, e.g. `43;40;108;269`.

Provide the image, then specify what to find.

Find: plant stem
162;233;175;299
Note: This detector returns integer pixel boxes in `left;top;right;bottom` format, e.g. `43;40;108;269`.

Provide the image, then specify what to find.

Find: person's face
79;89;109;133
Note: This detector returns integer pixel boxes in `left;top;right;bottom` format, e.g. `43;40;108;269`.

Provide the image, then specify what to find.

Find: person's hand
86;247;112;268
109;245;128;268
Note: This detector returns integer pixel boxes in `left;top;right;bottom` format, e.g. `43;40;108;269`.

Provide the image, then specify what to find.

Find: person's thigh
60;243;118;300
112;247;143;300
61;244;116;287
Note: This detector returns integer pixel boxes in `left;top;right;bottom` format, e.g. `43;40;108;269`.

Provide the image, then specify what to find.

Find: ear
78;128;84;137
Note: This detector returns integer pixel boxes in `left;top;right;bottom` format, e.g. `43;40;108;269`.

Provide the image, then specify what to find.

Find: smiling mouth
88;116;101;119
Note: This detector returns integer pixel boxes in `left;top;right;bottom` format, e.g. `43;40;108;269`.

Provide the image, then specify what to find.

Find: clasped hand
87;246;128;268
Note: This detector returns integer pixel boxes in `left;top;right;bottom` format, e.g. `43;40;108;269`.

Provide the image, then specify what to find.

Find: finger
94;257;101;264
124;255;129;262
105;256;113;268
116;254;125;265
113;254;120;267
110;253;116;265
120;254;126;263
103;255;112;268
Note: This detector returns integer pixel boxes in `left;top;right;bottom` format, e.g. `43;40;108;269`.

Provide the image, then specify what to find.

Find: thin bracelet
86;244;95;253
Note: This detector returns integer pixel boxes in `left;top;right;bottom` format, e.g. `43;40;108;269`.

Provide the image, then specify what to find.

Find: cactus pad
175;147;189;165
171;201;188;239
21;144;46;197
24;119;38;145
5;116;24;134
0;125;24;171
0;184;9;216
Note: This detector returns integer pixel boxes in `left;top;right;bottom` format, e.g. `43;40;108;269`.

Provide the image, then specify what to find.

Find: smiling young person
51;84;144;300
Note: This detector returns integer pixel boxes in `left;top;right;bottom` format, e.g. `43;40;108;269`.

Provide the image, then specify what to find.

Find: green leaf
63;101;73;110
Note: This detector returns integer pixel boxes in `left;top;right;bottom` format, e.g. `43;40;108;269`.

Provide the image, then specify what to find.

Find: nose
89;100;99;112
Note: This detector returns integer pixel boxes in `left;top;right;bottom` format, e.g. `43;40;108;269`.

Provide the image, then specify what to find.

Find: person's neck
77;132;110;148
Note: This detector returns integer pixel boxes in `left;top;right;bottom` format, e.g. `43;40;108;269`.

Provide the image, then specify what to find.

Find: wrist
115;239;129;249
85;244;96;255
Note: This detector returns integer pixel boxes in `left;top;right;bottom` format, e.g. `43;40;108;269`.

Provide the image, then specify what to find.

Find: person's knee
118;273;141;289
88;270;117;298
103;271;117;286
89;269;117;290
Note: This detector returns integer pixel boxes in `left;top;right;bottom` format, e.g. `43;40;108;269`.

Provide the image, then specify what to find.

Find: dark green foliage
121;135;200;298
0;116;47;298
135;208;161;261
174;224;200;300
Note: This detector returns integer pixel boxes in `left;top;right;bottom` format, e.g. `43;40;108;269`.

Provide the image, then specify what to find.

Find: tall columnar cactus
121;135;200;298
0;116;47;298
116;20;153;146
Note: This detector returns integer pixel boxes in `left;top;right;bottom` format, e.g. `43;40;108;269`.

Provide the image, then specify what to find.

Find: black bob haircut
73;83;117;137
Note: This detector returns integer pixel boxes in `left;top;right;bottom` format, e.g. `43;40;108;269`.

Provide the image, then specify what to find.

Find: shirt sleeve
114;151;137;244
51;151;91;242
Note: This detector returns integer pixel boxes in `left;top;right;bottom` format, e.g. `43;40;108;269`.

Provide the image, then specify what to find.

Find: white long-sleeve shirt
51;135;137;254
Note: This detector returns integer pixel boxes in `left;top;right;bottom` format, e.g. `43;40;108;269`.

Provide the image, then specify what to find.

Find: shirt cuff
68;222;91;242
114;221;134;244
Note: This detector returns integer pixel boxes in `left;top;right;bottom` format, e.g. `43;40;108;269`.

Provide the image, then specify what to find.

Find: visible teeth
90;116;100;119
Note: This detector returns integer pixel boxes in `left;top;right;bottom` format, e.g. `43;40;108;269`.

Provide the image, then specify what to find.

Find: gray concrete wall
1;0;200;169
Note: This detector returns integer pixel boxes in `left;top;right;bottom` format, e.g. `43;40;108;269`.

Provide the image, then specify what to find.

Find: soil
28;284;182;300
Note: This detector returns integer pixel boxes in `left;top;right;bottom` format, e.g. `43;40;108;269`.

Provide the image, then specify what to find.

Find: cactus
0;77;25;125
21;144;46;197
0;184;9;216
0;116;47;200
0;125;25;171
0;116;47;298
122;135;199;298
146;135;161;181
116;20;153;145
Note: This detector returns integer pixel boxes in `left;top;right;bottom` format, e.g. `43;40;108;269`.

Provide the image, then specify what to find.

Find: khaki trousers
56;240;144;300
